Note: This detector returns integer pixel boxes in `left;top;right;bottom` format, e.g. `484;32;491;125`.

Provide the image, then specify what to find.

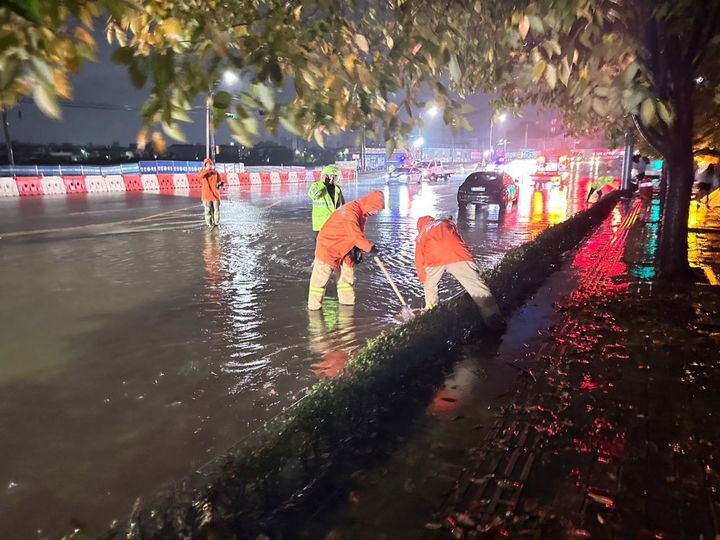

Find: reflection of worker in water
586;175;615;203
203;228;223;304
308;301;356;378
415;216;505;330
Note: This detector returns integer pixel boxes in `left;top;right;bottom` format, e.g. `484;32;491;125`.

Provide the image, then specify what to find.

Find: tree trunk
657;143;694;279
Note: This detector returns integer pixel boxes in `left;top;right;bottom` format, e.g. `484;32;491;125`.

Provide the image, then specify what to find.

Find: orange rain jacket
200;169;221;202
315;190;385;269
415;215;474;283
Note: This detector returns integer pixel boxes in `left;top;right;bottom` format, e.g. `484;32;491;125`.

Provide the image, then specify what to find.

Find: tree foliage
1;0;495;152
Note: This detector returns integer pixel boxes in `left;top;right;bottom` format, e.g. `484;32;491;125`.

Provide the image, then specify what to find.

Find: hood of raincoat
417;215;435;232
358;190;385;214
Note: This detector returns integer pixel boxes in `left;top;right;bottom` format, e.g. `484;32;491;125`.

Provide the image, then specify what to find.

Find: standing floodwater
0;165;613;538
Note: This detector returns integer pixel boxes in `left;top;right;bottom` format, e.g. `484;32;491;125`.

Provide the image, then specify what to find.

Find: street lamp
427;105;439;117
206;69;239;160
488;112;507;156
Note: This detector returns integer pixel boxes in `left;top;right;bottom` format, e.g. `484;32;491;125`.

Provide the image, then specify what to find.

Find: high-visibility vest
308;181;344;231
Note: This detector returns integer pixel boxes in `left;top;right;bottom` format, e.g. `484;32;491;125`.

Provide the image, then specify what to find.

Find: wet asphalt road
0;165;608;538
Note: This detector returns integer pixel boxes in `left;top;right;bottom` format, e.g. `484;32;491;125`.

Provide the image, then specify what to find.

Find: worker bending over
308;191;385;310
415;215;505;330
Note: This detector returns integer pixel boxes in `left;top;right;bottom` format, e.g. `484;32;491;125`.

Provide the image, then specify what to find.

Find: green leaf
558;57;570;86
528;15;544;34
253;83;275;110
111;46;134;66
544;64;557;89
228;118;252;146
243;114;258;136
385;137;396;157
32;83;60;118
162;121;187;142
355;34;370;54
30;58;54;86
657;101;672;124
622;61;639;86
128;58;148;88
448;54;461;82
591;97;608;116
313;129;325;147
640;97;655;125
519;15;530;39
213;90;232;110
151;52;173;88
280;115;303;136
532;60;546;82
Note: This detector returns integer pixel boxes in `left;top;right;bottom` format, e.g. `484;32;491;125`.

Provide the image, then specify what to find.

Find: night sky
7;34;496;148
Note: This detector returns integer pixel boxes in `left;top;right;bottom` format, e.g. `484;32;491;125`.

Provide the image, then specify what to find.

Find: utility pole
361;123;366;171
205;95;211;160
2;107;15;166
524;122;529;149
621;132;634;192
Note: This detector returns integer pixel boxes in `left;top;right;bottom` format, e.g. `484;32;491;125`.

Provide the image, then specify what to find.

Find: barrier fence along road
0;167;359;198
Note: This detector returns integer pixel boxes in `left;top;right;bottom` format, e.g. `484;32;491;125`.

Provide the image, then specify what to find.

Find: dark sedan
457;171;519;208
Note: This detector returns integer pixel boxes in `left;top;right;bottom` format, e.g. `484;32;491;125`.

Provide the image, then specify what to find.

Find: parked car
416;160;451;181
457;171;519;208
385;167;422;184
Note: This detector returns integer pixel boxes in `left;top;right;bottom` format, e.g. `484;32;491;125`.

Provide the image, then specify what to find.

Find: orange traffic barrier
187;173;202;189
239;172;250;185
157;174;175;191
16;177;43;196
260;171;271;183
279;171;289;183
123;174;143;192
62;176;88;194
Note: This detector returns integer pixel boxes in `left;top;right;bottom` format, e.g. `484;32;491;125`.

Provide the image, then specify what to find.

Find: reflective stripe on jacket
200;169;221;202
315;191;385;269
415;216;474;283
308;181;345;231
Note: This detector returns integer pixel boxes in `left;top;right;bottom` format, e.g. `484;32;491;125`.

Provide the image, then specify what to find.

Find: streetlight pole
361;123;366;171
2;106;14;166
205;95;211;160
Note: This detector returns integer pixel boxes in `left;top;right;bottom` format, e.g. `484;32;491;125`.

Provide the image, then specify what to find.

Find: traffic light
225;113;238;119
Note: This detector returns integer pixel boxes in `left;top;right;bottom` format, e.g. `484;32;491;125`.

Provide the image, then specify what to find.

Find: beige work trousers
423;261;501;320
203;201;220;226
308;258;355;310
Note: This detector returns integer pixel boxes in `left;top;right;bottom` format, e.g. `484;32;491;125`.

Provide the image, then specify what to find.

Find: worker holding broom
415;215;505;330
308;191;385;310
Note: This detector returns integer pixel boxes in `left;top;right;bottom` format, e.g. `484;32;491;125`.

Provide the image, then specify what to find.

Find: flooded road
0;164;613;538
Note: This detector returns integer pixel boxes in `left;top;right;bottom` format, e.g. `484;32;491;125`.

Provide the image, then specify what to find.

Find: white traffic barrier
41;176;66;195
288;171;298;182
226;172;240;186
0;177;19;197
172;174;189;189
249;172;262;185
105;175;126;192
85;175;108;193
270;171;281;184
141;174;160;191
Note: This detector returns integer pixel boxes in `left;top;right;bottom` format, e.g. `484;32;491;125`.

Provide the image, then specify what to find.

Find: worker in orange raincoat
308;190;385;310
199;158;222;227
415;215;505;330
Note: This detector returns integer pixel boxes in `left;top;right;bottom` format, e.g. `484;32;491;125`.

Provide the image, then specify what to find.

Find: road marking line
0;204;200;239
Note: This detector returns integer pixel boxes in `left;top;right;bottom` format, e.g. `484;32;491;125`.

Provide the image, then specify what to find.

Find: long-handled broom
374;256;415;320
